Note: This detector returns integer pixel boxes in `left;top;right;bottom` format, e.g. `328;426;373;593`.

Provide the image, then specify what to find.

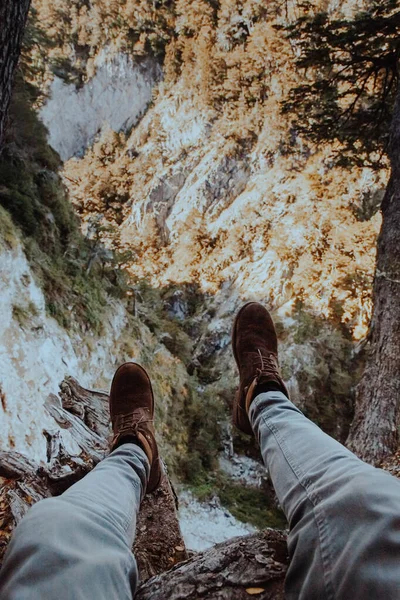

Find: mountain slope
0;0;394;534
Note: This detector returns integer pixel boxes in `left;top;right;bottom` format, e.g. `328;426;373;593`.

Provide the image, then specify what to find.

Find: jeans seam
117;474;142;537
121;487;138;535
259;409;336;600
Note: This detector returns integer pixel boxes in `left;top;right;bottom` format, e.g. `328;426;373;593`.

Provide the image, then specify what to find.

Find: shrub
12;302;39;328
0;206;18;249
177;387;226;482
190;470;286;530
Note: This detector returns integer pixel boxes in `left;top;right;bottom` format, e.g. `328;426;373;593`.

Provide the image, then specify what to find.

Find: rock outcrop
41;54;162;161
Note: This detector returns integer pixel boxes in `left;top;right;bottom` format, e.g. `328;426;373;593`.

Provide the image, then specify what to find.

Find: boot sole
232;302;261;435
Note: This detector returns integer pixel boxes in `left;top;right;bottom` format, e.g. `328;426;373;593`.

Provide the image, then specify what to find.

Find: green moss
176;387;226;480
0;206;18;249
190;471;286;530
218;481;286;530
12;302;39;328
283;301;355;441
292;307;323;344
160;321;193;364
24;238;112;333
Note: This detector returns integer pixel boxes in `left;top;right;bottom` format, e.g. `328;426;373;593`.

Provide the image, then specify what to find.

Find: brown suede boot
109;362;162;493
232;302;289;435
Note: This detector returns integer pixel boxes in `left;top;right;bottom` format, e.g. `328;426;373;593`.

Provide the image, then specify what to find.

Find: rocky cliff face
56;0;387;435
41;53;161;160
0;234;189;465
0;239;124;463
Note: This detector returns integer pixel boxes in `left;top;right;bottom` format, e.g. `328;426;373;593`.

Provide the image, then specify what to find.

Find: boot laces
255;349;278;380
117;413;153;435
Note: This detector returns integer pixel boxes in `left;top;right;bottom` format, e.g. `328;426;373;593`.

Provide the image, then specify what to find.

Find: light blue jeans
0;444;148;600
1;393;400;599
250;391;400;599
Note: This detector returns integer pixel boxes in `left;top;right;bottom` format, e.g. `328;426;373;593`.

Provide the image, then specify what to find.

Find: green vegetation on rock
190;471;286;530
0;75;128;332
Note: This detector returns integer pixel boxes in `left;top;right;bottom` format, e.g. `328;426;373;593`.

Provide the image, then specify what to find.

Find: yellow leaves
32;0;175;75
246;588;265;595
164;38;182;85
45;0;386;339
175;0;214;35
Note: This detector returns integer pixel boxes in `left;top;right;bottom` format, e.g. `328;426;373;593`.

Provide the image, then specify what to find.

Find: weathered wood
45;389;107;463
0;0;31;151
135;474;188;581
0;459;51;560
136;530;287;600
59;378;111;439
0;377;188;579
0;452;38;480
347;83;400;465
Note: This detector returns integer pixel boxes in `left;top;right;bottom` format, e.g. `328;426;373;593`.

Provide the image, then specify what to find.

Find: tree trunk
347;85;400;465
136;530;287;600
0;0;31;151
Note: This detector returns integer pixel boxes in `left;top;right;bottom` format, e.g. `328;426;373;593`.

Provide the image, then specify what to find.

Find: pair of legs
1;303;400;598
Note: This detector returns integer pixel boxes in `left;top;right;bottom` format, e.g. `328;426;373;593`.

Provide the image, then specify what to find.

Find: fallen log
136;529;287;600
0;377;188;577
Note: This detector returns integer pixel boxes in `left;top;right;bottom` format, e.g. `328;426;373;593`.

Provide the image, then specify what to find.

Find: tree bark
136;530;287;600
0;0;31;151
347;84;400;465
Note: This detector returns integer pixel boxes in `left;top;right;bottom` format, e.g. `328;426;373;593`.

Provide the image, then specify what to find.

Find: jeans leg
0;443;149;600
250;391;400;600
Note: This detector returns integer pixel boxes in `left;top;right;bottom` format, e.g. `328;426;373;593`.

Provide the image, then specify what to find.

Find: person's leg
0;443;148;600
232;302;400;599
0;359;162;600
250;391;400;600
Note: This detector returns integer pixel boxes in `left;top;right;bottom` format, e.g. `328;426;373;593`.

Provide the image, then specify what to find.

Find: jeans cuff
249;391;291;429
111;442;150;499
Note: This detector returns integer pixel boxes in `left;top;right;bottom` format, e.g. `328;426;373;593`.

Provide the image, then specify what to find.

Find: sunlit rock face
41;52;161;160
32;0;385;339
61;0;387;341
0;242;129;462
